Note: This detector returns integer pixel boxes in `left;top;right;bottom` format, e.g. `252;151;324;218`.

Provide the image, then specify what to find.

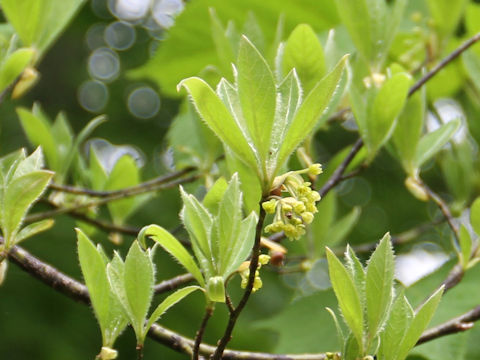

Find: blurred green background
2;0;480;359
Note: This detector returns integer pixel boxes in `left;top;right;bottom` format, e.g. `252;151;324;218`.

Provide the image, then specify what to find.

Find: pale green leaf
378;291;413;360
124;241;155;343
202;176;228;215
426;0;468;36
366;233;395;338
3;170;53;244
15;219;54;245
106;253;131;320
145;286;201;333
396;286;444;360
367;72;411;156
459;225;472;268
12;147;45;179
1;0;86;56
17;107;58;171
470;197;480;237
217;174;242;274
209;8;235;75
223;211;257;278
237;36;276;165
326;247;364;350
140;224;205;287
283;24;325;94
392;86;425;175
344;245;366;303
0;48;35;92
178;77;258;171
277;55;348;170
415;119;461;169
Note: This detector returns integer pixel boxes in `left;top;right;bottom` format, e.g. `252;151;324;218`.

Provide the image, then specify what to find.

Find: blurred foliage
1;0;480;359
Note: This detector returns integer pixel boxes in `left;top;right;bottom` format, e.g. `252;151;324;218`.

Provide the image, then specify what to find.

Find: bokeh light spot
88;47;120;82
127;86;161;119
78;80;109;112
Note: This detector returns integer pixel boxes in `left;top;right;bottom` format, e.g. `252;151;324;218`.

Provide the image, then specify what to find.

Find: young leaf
326;307;345;346
124;241;155;343
366;72;411;156
414;119;461;169
392;86;425;175
365;233;395;338
178;77;258;171
202;177;228;214
145;286;201;333
395;286;444;360
1;0;86;56
344;245;366;297
470;197;480;237
378;291;414;360
283;24;326;94
237;36;276;165
77;229;111;339
209;8;235;76
3;170;53;245
459;225;472;268
216;174;242;274
139;224;205;287
17;107;59;171
0;48;35;92
222;211;257;278
277;55;348;171
106;253;130;320
15;219;54;245
326;247;364;351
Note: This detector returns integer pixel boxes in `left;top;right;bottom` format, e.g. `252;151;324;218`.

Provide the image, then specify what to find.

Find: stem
193;303;215;360
408;32;480;96
25;175;199;223
210;199;267;360
136;344;144;360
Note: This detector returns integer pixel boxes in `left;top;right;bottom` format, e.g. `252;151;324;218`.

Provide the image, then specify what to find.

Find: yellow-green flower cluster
263;164;322;240
239;254;270;292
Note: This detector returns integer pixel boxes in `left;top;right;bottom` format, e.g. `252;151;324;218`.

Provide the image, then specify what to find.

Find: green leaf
2;170;53;245
459;225;472;269
217;174;242;274
17;107;58;171
140;224;204;287
1;0;86;56
237;36;276;166
0;48;35;92
223;211;257;278
326;207;361;249
202;176;228;214
470;197;480;237
77;229;110;339
106;253;130;319
344;245;366;300
277;55;348;171
326;307;345;346
414;119;461;169
392;86;425;175
267;69;302;176
124;241;155;344
209;8;235;76
343;332;361;360
283;24;326;94
145;286;201;333
12;147;45;179
396;286;444;360
365;233;395;338
178;77;258;171
366;72;411;157
105;155;144;223
378;291;414;360
426;0;468;36
15;219;54;245
334;0;373;64
326;247;364;351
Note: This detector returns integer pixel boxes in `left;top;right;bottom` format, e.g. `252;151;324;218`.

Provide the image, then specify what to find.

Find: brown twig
25;175;200;223
408;32;480;96
48;167;196;198
154;273;194;295
193;303;215;360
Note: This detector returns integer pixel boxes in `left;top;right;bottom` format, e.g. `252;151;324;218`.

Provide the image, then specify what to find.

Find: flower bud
206;276;226;303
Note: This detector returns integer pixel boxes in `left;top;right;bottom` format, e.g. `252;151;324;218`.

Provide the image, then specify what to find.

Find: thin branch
193;304;214;360
211;200;268;359
318;138;364;198
408;32;480;96
48;167;196;198
154;273;194;295
26;175;200;223
67;209;141;236
422;183;460;243
417;304;480;345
